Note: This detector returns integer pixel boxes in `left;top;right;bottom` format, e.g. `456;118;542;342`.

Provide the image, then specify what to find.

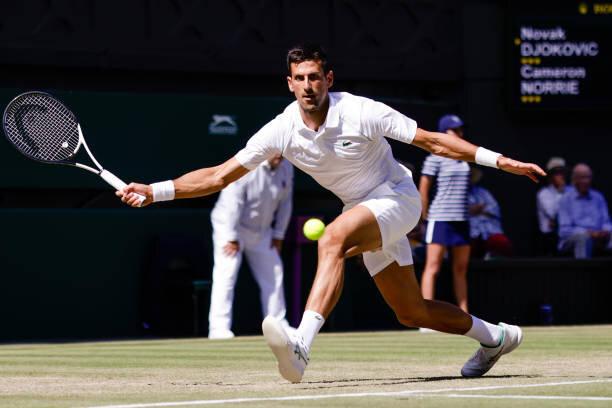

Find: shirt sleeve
597;193;612;232
482;188;501;220
272;164;294;240
421;155;441;177
235;117;285;170
558;193;585;239
360;98;417;144
536;189;550;233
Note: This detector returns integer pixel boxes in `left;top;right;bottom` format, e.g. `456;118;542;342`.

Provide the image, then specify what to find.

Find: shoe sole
419;328;438;334
208;331;235;340
262;317;303;383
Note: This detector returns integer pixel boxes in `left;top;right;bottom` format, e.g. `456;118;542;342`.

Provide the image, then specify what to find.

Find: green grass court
0;325;610;407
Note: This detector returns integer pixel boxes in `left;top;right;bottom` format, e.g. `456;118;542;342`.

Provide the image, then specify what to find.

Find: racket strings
4;93;80;163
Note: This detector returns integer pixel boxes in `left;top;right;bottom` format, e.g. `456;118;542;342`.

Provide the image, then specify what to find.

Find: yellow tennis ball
303;218;325;241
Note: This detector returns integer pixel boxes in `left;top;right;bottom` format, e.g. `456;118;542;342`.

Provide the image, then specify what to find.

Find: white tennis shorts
343;175;421;276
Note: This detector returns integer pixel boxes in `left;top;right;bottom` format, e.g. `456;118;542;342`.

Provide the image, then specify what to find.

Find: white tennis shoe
262;316;309;383
208;329;235;340
461;322;523;377
418;327;438;334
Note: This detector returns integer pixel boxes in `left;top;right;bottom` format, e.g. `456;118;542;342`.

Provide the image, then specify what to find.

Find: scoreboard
509;2;612;110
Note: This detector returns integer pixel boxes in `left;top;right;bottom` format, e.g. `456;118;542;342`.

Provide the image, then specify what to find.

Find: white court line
430;394;612;401
86;378;612;408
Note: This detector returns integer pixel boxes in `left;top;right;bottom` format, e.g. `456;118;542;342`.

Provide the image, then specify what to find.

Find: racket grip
100;169;146;206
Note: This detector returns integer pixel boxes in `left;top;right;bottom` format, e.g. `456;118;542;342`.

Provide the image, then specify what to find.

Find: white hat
546;157;566;171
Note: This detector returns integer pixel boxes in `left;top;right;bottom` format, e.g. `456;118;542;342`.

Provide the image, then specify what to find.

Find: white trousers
208;228;288;334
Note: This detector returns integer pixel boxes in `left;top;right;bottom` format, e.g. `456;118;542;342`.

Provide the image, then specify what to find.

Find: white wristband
151;180;175;202
475;147;502;169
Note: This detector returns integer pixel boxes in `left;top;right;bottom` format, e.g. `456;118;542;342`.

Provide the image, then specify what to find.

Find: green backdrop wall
0;209;213;341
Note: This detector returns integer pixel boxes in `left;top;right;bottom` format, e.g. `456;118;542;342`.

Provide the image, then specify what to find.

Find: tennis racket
2;91;144;205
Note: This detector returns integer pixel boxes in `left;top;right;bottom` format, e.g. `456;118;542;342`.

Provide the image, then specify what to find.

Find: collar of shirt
546;184;566;194
571;188;592;200
295;93;341;139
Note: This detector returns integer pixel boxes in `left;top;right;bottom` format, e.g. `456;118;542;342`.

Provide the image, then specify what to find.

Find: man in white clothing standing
118;45;545;383
208;154;293;339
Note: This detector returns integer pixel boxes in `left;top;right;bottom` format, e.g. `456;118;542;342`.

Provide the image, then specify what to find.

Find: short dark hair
286;44;330;74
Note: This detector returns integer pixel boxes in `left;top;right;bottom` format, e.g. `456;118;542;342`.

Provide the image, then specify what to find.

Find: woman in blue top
419;114;471;314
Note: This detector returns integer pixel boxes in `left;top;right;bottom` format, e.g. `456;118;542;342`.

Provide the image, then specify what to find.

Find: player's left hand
497;156;546;183
116;182;153;207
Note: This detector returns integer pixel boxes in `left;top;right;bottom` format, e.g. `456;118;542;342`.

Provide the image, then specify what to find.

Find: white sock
297;310;325;351
464;315;502;347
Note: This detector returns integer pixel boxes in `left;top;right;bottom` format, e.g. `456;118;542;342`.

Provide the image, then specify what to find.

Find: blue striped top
421;155;470;221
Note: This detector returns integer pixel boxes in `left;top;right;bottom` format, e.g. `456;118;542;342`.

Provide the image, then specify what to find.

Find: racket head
3;91;81;164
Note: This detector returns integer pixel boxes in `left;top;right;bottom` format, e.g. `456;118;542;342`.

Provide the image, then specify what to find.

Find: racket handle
100;169;146;206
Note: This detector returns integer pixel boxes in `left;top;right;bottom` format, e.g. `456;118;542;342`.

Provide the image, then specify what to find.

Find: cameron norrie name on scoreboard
518;26;598;98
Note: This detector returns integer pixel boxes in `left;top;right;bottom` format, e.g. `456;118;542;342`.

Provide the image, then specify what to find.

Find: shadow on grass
300;374;541;389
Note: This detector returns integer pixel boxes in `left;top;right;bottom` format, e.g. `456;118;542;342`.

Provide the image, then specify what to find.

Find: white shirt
421;155;470;221
211;159;293;242
235;92;418;206
537;184;569;233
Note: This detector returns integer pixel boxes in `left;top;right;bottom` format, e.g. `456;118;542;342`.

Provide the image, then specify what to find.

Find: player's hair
286;44;331;74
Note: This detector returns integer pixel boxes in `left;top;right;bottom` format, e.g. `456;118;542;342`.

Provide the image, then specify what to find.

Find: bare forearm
413;128;478;162
173;166;225;199
173;157;250;199
118;157;251;207
420;196;429;220
418;176;431;220
412;128;546;183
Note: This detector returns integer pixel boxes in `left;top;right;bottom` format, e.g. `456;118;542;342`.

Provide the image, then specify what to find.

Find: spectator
468;167;513;259
419;114;471;314
536;157;569;255
208;154;294;339
558;163;612;259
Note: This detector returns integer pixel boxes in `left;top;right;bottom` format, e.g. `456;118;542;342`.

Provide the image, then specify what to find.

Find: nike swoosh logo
294;345;309;363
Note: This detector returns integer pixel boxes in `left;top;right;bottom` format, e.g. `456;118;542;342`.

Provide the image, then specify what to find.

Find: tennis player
118;44;545;383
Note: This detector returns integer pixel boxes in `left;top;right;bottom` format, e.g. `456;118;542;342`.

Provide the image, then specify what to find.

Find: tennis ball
303;218;325;241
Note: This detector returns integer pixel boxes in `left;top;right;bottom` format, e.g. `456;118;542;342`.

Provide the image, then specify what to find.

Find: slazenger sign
209;115;238;135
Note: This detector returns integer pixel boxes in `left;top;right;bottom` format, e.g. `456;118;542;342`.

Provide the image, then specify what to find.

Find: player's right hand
116;182;153;207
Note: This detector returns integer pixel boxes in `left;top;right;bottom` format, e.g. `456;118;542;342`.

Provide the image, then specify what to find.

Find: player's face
287;60;334;113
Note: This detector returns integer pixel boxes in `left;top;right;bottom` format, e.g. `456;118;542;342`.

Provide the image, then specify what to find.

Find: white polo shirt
235;92;418;206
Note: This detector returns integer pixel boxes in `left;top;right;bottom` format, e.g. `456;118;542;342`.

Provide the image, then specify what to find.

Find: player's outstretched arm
412;128;546;182
117;157;250;207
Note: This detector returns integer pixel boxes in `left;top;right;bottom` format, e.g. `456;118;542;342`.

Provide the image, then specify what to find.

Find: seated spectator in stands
536;157;569;255
468;167;513;259
558;163;612;259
